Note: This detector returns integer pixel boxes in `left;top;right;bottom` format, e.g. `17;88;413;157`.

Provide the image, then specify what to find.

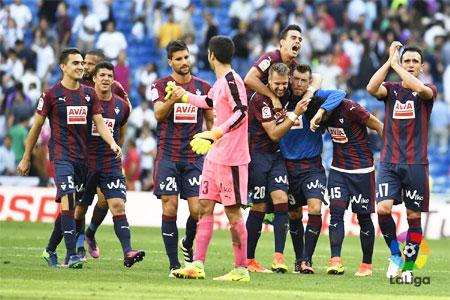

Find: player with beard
151;40;213;277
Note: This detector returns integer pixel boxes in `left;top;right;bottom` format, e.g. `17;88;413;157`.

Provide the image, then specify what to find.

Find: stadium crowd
0;0;449;192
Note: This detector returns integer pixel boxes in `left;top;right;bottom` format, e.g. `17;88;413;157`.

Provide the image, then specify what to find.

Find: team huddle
18;24;436;284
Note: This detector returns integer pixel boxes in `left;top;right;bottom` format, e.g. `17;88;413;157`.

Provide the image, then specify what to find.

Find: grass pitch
1;221;449;300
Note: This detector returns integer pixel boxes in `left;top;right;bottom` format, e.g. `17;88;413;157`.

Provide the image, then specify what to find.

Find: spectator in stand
128;100;157;136
430;98;450;154
72;4;101;54
114;50;131;93
55;2;72;55
14;40;36;71
309;18;332;56
96;20;127;61
91;0;113;31
314;53;342;90
5;82;33;127
228;0;253;30
32;35;55;88
135;125;157;191
4;49;23;81
124;139;141;191
199;11;217;70
33;17;57;46
332;43;351;78
3;16;23;49
8;115;28;165
179;3;195;38
21;69;41;105
8;0;31;32
0;135;16;175
37;0;61;25
185;33;199;73
137;62;158;102
232;22;251;77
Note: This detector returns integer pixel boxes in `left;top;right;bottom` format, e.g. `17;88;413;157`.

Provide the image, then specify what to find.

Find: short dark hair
59;48;82;64
86;49;106;60
93;61;114;76
166;40;188;59
209;35;235;64
401;46;424;64
279;24;302;40
304;96;325;121
295;64;312;77
269;63;290;79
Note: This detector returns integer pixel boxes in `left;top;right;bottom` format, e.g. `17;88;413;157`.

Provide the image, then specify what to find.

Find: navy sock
113;214;132;255
47;214;62;252
329;204;345;258
404;217;423;271
273;203;289;254
61;210;76;258
162;215;179;267
86;205;108;237
184;215;197;249
75;217;85;249
246;210;264;259
357;214;374;264
378;214;400;256
289;217;304;261
304;214;322;263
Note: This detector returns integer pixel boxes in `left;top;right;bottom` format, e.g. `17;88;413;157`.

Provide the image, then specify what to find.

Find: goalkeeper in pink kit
169;36;251;281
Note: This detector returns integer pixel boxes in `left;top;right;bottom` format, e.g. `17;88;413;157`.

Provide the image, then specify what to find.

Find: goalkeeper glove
164;81;176;101
190;127;224;155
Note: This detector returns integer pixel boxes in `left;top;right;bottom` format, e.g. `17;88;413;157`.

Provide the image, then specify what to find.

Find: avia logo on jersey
404;189;424;201
328;127;348;143
350;194;370;204
306;179;326;191
107;179;126;190
173;103;198;123
91;118;115;136
290;112;303;129
274;175;288;184
188;176;201;187
393;100;415;119
67;106;88;124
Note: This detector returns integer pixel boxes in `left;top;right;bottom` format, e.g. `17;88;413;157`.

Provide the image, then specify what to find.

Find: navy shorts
376;162;429;212
328;168;375;214
53;160;87;202
79;170;127;206
248;152;289;204
286;157;327;210
153;158;203;200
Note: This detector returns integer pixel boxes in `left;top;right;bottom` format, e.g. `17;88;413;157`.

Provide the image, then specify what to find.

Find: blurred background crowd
0;0;449;193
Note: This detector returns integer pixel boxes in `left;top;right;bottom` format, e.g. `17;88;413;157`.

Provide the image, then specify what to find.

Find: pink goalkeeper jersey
188;70;250;166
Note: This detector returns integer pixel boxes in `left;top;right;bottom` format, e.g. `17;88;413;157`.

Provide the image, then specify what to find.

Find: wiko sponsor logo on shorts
389;231;431;287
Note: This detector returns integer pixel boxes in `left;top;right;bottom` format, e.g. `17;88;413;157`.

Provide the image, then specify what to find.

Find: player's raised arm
310;89;346;132
153;82;180;121
390;46;434;100
366;42;402;99
17;113;46;176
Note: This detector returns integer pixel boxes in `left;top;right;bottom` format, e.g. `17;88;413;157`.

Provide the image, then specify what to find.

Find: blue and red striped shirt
379;82;436;164
325;99;373;170
36;82;103;162
152;75;211;162
87;94;130;172
80;78;129;103
248;93;285;154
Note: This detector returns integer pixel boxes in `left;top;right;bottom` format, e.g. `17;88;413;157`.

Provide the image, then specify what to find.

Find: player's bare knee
225;205;242;224
377;202;392;215
288;209;302;220
108;199;125;216
198;199;214;218
406;209;421;219
251;202;266;213
307;199;322;214
271;191;288;205
161;197;178;216
74;205;87;219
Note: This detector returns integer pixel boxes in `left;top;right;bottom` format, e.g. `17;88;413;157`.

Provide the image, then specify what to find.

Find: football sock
357;213;374;264
329;205;345;258
113;214;132;255
161;215;179;267
304;214;322;263
61;210;76;258
404;217;423;271
184;215;197;249
193;215;214;263
230;218;248;268
47;214;62;252
378;213;400;256
75;217;85;249
246;210;264;259
86;205;108;236
289;216;304;261
273;203;289;254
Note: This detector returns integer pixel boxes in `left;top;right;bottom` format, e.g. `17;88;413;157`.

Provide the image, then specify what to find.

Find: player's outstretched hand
294;98;311;115
310;108;325;132
164;81;176;101
17;158;31;176
111;143;122;159
190;127;224;155
172;86;188;103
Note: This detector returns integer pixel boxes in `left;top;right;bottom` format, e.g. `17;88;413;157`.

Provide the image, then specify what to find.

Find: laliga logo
390;231;430;270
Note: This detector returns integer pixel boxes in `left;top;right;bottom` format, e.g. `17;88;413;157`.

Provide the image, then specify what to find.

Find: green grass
0;221;449;300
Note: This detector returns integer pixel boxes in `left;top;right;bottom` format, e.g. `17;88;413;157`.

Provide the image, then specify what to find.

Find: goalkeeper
169;36;251;282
